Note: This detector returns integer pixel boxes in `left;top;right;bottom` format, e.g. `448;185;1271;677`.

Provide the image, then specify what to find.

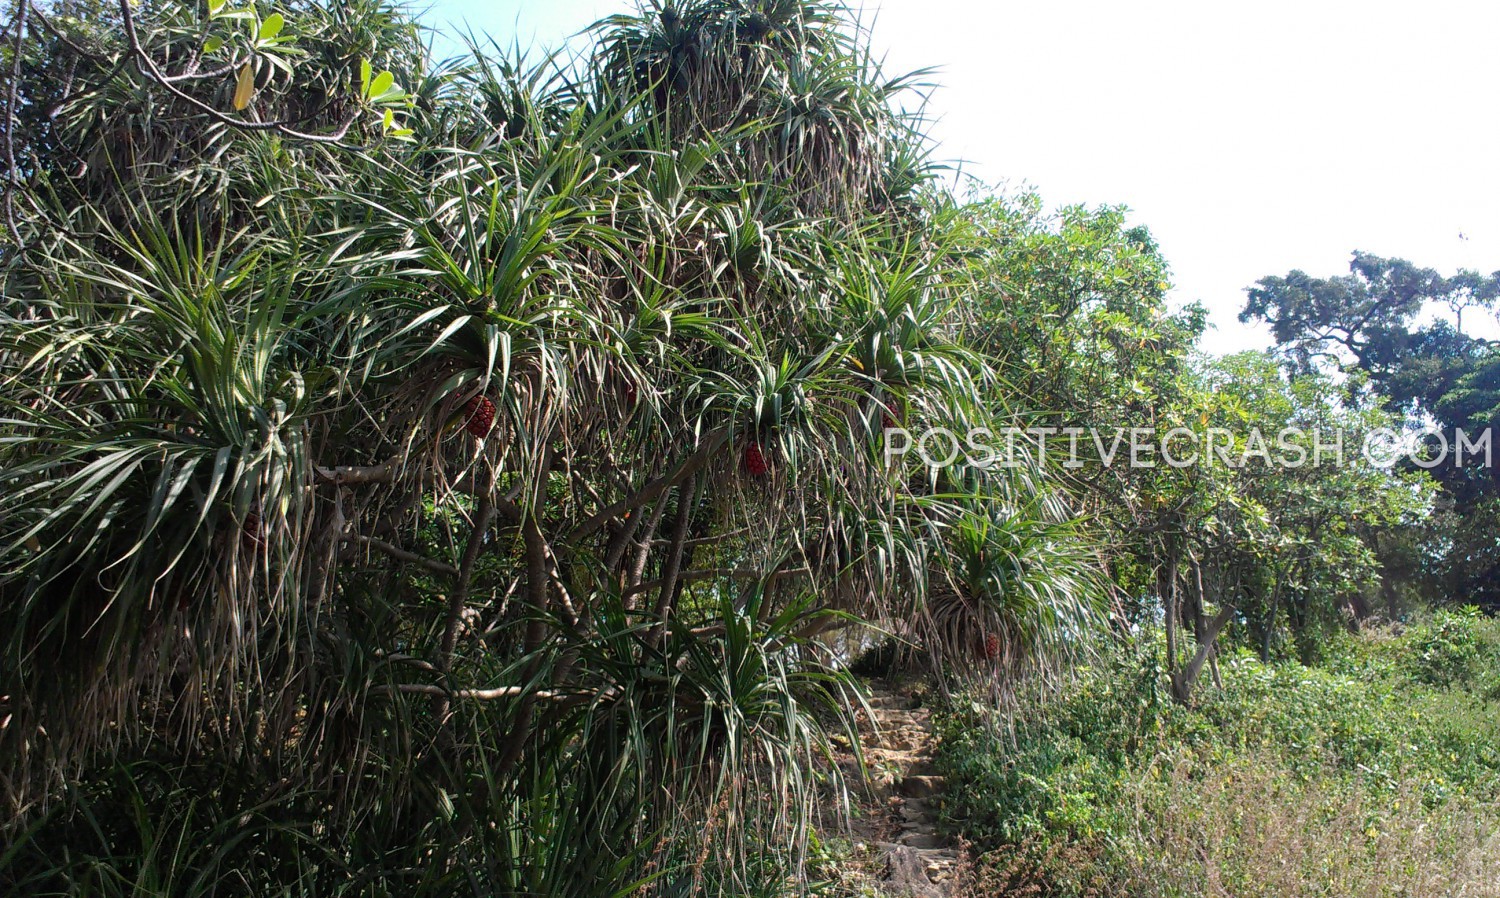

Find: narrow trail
831;680;964;897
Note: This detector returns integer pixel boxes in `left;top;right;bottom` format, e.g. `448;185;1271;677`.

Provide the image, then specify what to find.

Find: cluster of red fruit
458;394;496;438
742;441;770;476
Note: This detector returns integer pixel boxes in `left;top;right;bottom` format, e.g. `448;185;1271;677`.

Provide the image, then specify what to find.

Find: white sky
422;0;1500;354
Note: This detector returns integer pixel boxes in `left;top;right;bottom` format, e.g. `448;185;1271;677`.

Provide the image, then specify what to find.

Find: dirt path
831;680;964;897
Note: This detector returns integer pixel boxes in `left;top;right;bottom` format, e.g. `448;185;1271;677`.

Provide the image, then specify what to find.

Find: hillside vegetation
937;611;1500;897
0;1;1495;896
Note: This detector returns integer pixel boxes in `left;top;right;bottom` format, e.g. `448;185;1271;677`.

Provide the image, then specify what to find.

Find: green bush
934;623;1500;897
1401;607;1495;688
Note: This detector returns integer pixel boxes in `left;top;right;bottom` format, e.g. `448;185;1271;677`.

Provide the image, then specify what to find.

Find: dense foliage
1244;254;1500;610
0;0;1100;893
0;1;1490;895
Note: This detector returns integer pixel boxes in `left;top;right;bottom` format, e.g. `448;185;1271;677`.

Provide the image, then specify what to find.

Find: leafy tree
1243;253;1500;609
954;205;1438;697
956;194;1204;611
1183;355;1430;669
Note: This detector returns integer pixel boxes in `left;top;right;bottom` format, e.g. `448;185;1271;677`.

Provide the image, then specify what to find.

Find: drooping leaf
232;62;255;111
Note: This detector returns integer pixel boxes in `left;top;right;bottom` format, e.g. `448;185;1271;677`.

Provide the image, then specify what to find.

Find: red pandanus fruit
459;394;496;438
743;441;770;476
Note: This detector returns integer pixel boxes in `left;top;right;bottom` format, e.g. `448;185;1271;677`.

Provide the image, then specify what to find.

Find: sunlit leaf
366;70;395;101
232;62;255;111
257;13;284;42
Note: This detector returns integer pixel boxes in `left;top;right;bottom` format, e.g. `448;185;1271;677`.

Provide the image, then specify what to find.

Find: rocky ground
824;680;967;897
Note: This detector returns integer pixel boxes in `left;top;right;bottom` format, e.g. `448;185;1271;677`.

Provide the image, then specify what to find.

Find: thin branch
651;527;746;548
370;683;567;702
622;565;808;600
3;0;26;248
26;2;105;62
431;485;497;725
651;472;699;643
601;502;646;573
438;496;496;666
160;57;247;84
315;457;402;485
565;425;732;547
116;0;358;145
624;492;669;608
376;652;439;673
43;56;131;120
493;511;554;778
346;533;459;579
306;487;349;609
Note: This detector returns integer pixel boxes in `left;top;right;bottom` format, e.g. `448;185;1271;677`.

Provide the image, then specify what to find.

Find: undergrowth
935;609;1500;897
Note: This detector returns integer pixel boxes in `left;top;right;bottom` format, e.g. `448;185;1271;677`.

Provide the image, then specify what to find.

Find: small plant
1402;607;1486;688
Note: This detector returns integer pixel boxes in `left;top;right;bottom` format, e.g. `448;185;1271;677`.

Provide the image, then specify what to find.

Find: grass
933;609;1500;897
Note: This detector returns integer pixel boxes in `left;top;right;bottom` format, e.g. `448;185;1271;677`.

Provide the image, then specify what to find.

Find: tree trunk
1162;545;1180;678
1170;604;1234;705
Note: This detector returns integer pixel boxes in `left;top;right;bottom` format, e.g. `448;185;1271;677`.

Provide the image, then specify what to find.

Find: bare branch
650;472;699;644
625;493;670;607
565;425;733;547
3;0;26;248
438;496;497;666
315;457;402;485
493;512;554;778
346;533;459;579
623;565;807;600
370;683;567;702
26;3;105;62
161;58;247;84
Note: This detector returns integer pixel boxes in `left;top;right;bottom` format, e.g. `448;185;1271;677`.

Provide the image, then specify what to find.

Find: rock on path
834;682;963;897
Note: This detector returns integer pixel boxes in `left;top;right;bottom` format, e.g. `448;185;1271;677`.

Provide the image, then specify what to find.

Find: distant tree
1243;253;1500;610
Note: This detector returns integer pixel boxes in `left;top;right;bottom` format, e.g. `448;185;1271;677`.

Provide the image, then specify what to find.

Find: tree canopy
1244;253;1500;609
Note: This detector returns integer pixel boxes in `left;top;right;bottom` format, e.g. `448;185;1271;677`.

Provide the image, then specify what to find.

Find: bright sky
421;0;1500;355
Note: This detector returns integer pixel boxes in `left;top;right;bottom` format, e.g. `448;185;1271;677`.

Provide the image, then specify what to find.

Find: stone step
842;687;958;895
877;844;945;898
899;831;948;851
865;693;915;710
902;758;938;777
898;774;945;798
864;713;921;731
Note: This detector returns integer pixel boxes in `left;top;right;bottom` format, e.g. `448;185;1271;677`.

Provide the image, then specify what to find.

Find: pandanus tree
0;1;1106;893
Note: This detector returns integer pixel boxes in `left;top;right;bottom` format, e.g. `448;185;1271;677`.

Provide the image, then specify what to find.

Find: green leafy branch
114;0;411;142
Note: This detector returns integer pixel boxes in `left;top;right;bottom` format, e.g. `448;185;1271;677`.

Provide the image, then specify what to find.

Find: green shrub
1401;607;1493;688
935;624;1500;897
